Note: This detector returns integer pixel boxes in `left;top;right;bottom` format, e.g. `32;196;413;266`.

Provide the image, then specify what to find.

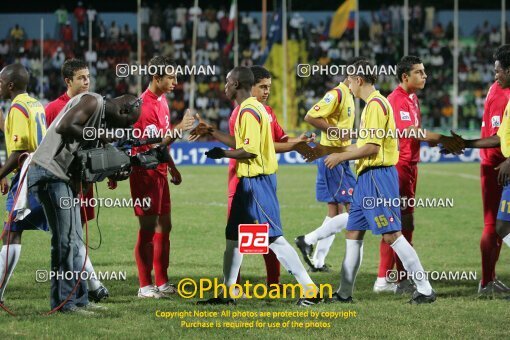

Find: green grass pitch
0;163;508;338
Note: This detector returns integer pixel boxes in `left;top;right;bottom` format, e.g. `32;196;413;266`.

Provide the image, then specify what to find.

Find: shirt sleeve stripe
11;103;30;119
239;108;261;124
369;98;388;116
334;88;343;105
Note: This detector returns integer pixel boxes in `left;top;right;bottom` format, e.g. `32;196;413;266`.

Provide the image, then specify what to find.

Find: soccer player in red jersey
190;65;312;288
131;56;195;298
374;56;464;294
477;77;510;295
44;58;109;302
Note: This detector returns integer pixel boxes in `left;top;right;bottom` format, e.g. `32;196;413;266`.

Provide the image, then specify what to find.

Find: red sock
377;238;395;278
480;227;502;286
135;229;154;287
153;232;170;287
263;250;280;285
395;229;413;280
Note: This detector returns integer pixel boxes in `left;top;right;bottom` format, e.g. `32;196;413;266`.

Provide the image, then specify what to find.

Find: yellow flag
329;0;356;38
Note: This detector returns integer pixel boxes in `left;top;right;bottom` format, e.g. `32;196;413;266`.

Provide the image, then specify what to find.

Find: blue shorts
226;174;283;240
497;184;510;222
346;166;401;235
316;157;355;204
5;172;49;232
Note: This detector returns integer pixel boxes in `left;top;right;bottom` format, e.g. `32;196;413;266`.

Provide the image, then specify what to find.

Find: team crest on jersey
323;93;335;104
314;105;320;111
244;138;250;145
13;135;18;142
400;111;411;121
144;124;158;138
491;116;501;128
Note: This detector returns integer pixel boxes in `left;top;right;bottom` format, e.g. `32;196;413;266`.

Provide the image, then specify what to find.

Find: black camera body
73;138;168;183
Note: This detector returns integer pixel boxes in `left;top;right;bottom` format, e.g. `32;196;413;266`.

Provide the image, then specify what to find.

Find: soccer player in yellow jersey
199;67;320;306
295;77;355;272
0;64;48;303
299;60;435;304
458;46;510;294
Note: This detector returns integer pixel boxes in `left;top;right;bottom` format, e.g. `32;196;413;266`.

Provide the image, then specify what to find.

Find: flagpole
503;0;506;44
190;0;199;111
262;0;267;51
234;0;239;67
137;0;142;94
404;0;409;55
453;0;459;130
282;0;288;130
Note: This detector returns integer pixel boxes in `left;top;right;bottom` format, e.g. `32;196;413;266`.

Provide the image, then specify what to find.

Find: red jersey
388;85;421;164
45;92;71;127
480;82;510;165
132;88;171;176
227;103;287;194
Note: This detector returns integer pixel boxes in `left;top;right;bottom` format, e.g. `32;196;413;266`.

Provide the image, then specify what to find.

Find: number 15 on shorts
239;224;269;254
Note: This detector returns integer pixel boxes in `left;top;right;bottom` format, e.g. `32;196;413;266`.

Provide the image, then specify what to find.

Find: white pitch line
420;169;479;181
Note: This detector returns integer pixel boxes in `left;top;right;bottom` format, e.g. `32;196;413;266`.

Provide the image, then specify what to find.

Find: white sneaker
493;279;510;293
478;281;496;298
373;280;397;293
158;283;178;296
395;279;416;295
138;286;164;299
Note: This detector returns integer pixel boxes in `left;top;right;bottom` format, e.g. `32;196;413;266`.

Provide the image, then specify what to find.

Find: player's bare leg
0;231;22;302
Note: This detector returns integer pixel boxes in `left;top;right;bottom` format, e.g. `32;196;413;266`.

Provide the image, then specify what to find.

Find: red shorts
130;168;170;216
396;162;418;215
80;184;95;223
481;163;503;231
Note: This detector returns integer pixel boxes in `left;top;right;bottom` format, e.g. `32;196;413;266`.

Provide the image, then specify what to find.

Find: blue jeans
28;164;88;310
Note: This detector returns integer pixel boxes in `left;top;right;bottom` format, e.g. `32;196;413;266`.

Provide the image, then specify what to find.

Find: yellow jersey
234;97;278;177
498;100;510;157
5;93;47;159
355;90;399;174
306;82;355;147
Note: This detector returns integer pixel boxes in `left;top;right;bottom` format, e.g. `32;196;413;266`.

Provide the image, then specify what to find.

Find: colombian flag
329;0;356;38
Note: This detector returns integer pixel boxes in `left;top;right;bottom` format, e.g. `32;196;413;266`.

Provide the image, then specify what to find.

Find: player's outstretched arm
496;158;510;185
324;143;379;169
205;147;256;160
162;109;196;146
405;126;465;154
463;134;501;149
273;132;315;153
188;113;236;148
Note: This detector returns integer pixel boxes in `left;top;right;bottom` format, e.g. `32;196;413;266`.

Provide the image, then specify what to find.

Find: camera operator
27;92;140;315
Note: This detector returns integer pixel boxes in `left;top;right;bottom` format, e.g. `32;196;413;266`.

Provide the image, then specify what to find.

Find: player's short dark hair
231;66;254;91
251;65;271;84
1;63;29;91
62;58;88;80
396;55;423;83
494;45;510;69
348;59;377;85
148;55;177;77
